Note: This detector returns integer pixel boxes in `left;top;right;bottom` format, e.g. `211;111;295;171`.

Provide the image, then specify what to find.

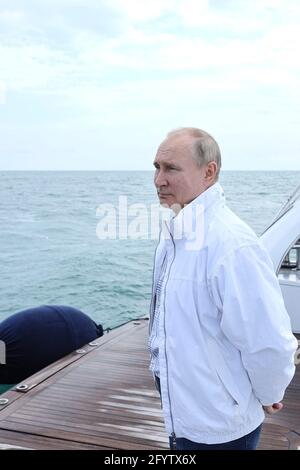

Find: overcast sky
0;0;299;170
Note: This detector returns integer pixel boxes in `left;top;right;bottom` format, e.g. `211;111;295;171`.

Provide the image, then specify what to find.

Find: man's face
153;135;209;210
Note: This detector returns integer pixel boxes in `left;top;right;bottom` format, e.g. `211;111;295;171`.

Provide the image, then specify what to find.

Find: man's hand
263;402;283;414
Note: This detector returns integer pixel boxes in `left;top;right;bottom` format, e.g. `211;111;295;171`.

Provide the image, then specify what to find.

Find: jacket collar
162;182;225;242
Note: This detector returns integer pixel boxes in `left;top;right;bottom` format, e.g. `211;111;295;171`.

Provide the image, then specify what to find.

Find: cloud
1;0;299;94
109;0;174;22
0;0;122;41
0;0;299;170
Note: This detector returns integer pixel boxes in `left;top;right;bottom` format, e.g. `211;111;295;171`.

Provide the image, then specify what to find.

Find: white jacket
150;182;297;444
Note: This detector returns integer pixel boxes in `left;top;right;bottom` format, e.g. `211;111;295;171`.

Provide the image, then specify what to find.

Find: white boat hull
261;187;300;334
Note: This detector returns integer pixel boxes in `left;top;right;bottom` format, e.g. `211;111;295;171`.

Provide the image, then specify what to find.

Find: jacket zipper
171;432;177;450
149;231;162;335
162;231;177;448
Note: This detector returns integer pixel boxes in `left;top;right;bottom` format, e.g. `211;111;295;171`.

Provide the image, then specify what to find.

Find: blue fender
0;305;103;384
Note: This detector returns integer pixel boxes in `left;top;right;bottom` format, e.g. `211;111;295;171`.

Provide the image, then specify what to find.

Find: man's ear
205;161;218;181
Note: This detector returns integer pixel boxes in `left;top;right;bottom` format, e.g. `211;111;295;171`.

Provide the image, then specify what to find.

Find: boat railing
263;182;300;233
281;240;300;270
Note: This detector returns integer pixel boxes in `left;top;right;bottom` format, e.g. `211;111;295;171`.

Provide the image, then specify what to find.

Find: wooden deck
0;319;299;450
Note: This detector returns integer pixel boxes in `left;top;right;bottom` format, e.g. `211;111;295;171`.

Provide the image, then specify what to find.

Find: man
148;127;297;450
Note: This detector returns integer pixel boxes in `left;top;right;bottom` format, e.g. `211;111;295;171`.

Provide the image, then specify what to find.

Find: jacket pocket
206;336;241;406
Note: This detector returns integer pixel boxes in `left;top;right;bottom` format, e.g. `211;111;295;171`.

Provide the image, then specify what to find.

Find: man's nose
154;169;167;187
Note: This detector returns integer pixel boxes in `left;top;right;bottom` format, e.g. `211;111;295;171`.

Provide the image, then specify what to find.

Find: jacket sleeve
209;242;298;406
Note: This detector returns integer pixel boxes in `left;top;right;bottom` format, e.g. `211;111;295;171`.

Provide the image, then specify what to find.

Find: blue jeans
169;425;262;450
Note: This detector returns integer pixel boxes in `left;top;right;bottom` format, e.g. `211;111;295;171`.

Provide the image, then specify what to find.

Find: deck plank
0;319;168;450
0;320;299;450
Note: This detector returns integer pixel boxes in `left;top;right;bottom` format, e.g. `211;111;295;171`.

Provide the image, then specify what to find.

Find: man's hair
167;127;222;179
